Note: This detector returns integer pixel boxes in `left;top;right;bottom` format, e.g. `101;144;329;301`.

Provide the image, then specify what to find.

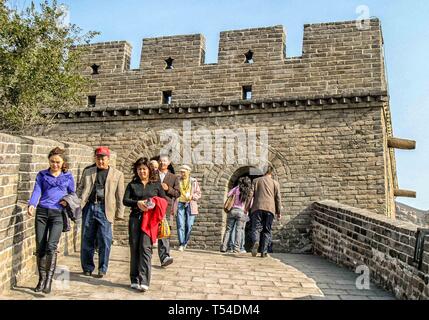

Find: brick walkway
1;246;395;300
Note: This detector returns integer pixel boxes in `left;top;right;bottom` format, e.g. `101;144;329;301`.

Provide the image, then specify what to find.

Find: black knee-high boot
34;255;47;292
42;253;57;294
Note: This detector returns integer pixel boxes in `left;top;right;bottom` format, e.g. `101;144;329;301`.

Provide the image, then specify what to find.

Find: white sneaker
130;283;141;291
161;256;173;267
178;246;184;252
140;284;149;292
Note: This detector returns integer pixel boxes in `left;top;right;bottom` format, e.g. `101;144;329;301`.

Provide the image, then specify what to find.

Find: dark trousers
250;210;274;254
35;207;63;257
158;237;170;262
129;213;152;286
81;203;112;273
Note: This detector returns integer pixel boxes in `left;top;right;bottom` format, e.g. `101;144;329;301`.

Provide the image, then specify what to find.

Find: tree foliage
0;0;98;133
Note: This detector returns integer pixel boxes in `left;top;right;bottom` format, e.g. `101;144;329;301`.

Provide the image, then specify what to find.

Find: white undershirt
159;171;167;183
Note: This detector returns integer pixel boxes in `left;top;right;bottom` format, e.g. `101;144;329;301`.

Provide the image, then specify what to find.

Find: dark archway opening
228;166;263;190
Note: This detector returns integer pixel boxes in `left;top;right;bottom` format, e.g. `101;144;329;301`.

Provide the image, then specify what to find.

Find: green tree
0;0;98;133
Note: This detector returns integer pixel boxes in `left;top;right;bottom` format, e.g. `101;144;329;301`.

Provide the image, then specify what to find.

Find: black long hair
132;157;159;183
238;176;252;203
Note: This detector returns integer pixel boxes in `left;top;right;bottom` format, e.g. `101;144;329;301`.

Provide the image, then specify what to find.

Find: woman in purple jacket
27;147;75;294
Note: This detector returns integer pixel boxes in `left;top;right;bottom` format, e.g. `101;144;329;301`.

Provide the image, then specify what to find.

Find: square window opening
242;86;252;100
162;91;172;105
91;64;100;75
88;95;96;107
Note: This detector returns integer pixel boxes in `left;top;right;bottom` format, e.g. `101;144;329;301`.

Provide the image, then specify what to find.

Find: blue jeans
81;203;112;273
221;208;247;252
228;222;245;251
176;202;195;246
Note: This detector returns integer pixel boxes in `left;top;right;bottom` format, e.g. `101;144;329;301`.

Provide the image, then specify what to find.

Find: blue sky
15;0;429;209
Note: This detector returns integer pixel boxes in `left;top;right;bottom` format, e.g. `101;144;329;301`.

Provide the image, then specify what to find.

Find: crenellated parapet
217;25;286;65
140;34;206;71
76;41;132;75
74;19;386;108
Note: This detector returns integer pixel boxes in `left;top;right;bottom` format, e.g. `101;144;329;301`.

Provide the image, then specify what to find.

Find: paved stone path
1;246;395;300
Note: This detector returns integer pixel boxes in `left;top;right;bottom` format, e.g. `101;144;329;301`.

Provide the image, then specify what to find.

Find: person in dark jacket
123;157;167;292
27;147;75;294
156;155;180;266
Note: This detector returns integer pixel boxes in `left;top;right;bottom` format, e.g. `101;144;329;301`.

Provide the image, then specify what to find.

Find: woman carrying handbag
220;176;253;253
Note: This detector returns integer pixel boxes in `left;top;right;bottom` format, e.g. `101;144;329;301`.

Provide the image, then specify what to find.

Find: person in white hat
172;165;201;251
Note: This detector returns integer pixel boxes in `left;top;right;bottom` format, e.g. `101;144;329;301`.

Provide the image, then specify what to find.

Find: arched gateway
41;20;405;252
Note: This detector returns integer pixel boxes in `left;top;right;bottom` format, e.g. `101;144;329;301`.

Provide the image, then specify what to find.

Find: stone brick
312;200;425;300
0;19;408;299
0;134;94;293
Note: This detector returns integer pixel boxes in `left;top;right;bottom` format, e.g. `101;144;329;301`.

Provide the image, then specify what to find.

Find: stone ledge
0;134;22;144
314;200;418;234
303;18;380;28
46;91;388;122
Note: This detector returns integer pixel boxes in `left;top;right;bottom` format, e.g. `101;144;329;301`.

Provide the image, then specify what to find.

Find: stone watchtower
47;18;415;252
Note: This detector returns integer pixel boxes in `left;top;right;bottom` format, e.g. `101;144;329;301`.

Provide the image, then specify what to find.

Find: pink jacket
228;186;253;214
173;177;201;215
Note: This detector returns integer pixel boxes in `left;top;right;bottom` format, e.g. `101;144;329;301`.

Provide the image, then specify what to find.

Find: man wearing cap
77;146;125;278
172;164;201;251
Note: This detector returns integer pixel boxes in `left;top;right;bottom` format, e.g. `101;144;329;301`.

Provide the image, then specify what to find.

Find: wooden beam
388;137;416;150
394;189;416;198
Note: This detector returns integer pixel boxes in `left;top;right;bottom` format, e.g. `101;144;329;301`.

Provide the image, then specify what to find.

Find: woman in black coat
123;157;166;292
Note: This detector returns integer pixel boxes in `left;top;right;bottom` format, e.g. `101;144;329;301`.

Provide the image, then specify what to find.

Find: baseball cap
95;146;110;157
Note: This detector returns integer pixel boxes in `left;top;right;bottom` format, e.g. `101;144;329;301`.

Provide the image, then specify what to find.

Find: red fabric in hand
141;196;168;244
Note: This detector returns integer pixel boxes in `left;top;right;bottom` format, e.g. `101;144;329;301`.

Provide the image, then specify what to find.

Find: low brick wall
312;200;429;299
0;133;94;293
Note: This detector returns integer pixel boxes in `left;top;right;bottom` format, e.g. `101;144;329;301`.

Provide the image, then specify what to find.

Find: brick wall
74;19;386;108
0;134;94;293
312;200;429;300
41;100;389;252
35;19;397;252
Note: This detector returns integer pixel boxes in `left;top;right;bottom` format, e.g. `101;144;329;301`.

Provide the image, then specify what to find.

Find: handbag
158;217;171;239
223;192;236;213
